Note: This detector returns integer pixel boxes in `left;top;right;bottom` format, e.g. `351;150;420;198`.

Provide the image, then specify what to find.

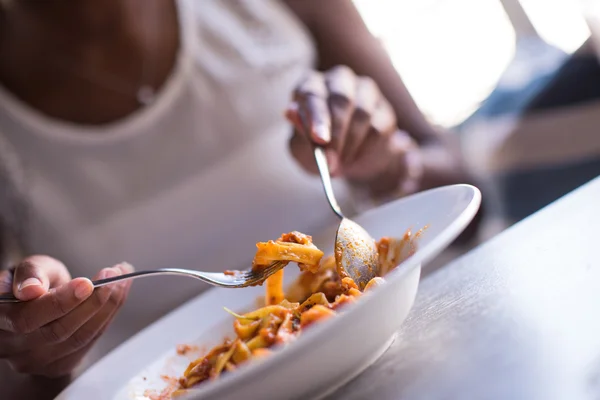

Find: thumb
285;102;304;134
12;255;72;301
285;101;331;145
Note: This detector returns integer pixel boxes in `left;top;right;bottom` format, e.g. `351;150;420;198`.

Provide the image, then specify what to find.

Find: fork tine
265;260;287;276
244;260;287;285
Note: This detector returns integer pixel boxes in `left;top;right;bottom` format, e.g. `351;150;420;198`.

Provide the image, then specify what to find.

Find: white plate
56;184;481;400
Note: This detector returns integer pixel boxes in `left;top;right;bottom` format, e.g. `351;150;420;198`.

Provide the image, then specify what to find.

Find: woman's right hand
0;256;132;377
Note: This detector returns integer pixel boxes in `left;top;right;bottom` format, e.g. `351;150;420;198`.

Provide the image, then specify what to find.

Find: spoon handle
314;146;344;219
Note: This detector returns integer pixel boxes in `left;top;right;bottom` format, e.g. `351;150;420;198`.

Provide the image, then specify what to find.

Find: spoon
313;146;379;289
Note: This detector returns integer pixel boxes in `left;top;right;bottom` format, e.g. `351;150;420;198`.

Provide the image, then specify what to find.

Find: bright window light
354;0;590;127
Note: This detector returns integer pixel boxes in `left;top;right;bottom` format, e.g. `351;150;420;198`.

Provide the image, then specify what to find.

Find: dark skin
0;0;480;397
0;0;471;195
287;0;438;144
285;0;471;196
0;0;179;124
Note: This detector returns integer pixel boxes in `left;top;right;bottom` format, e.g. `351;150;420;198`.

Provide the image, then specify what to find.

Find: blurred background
354;0;590;127
354;0;600;236
353;0;599;266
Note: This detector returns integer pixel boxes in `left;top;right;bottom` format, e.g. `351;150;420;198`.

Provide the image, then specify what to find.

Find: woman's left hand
286;66;422;195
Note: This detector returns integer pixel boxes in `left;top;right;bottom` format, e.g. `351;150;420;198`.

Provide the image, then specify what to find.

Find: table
3;178;599;400
327;176;600;400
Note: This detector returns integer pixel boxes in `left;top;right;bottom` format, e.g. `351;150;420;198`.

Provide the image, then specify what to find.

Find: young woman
0;0;471;394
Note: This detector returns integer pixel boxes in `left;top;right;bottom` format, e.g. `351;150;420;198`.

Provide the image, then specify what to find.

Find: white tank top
0;0;354;365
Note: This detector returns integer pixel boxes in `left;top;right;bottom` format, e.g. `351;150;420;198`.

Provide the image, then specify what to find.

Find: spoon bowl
312;146;379;286
335;218;379;289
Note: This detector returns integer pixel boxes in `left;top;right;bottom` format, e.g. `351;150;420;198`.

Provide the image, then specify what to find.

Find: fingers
287;103;342;176
6;264;133;376
15;266;121;349
340;77;380;164
346;129;418;189
293;71;331;144
32;341;94;378
344;129;393;180
342;98;400;179
325;65;357;152
289;67;399;179
0;277;93;334
62;263;132;355
284;103;303;134
288;131;317;175
288;133;341;177
369;95;397;136
288;67;362;175
12;256;72;301
32;304;118;377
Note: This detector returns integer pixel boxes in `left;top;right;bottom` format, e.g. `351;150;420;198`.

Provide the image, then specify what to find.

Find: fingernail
313;124;331;143
18;277;41;291
74;280;93;300
119;262;134;274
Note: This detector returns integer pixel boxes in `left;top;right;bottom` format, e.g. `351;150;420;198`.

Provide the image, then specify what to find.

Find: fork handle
0;268;203;304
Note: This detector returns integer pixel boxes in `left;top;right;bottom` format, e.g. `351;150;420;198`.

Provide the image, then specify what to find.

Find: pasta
172;228;424;396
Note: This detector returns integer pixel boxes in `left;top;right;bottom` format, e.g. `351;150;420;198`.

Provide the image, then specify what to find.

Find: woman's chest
25;129;350;275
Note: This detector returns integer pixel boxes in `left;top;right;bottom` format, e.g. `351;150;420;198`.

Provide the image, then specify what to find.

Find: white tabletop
327;176;600;400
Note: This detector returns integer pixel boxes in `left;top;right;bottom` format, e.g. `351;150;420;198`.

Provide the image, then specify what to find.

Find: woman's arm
284;0;482;241
285;0;474;189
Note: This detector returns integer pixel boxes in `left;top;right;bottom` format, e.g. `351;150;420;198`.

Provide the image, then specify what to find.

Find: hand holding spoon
313;146;379;289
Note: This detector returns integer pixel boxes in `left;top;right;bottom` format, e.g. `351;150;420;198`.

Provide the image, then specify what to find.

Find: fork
0;261;288;304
